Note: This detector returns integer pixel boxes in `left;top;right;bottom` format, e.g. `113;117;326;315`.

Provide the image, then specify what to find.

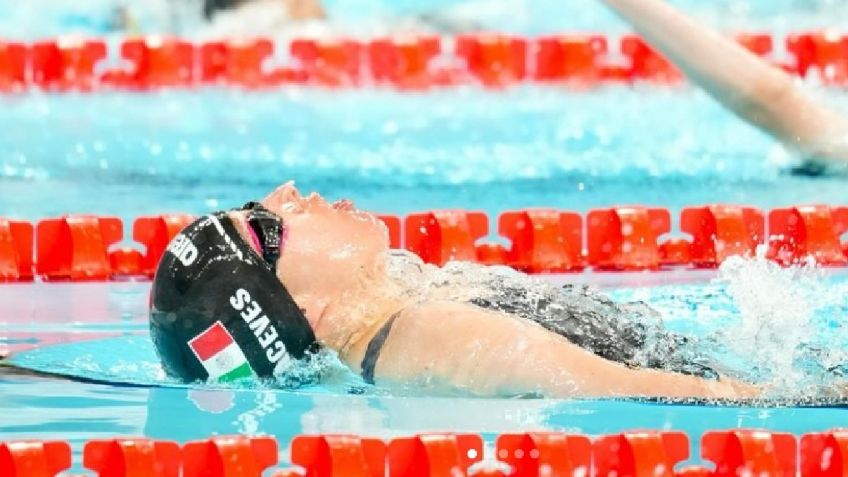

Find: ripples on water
2;87;848;220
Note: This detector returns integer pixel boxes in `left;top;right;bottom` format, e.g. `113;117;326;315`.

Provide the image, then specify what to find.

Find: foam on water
716;251;818;388
712;251;848;396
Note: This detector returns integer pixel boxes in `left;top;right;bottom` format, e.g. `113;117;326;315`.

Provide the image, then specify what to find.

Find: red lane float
182;435;278;477
620;35;683;83
800;431;848;477
475;243;509;266
587;207;670;270
456;34;527;87
36;215;123;281
368;37;442;89
290;435;386;477
132;214;196;277
679;205;765;267
291;39;362;87
388;433;483;477
534;35;607;84
377;215;402;249
736;33;774;56
0;441;71;477
592;431;690;477
4;31;848;91
8;430;848;476
0;41;27;92
405;211;489;266
4;204;848;283
30;38;106;91
0;219;34;281
498;209;583;272
496;432;591;477
103;37;195;89
108;247;145;278
110;213;195;278
701;430;796;477
658;238;692;266
788;32;848;84
200;38;283;88
766;205;848;266
83;438;181;477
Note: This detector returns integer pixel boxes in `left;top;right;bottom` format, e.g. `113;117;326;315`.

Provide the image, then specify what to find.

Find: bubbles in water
714;247;836;395
272;347;357;390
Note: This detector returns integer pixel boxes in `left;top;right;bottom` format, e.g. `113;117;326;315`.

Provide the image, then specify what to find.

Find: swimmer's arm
598;0;848;168
371;301;757;399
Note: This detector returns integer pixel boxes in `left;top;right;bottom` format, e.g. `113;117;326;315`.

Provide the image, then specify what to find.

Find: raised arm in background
599;0;848;172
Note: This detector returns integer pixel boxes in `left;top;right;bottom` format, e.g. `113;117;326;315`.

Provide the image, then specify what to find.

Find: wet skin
228;182;759;399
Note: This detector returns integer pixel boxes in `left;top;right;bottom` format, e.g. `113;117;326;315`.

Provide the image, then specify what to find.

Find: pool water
2;0;848;465
1;0;847;38
2;87;847;223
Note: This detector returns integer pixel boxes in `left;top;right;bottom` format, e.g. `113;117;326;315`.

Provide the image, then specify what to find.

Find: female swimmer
150;183;761;399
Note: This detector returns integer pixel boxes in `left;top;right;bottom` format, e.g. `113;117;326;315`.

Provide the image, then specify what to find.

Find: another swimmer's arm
372;301;757;399
598;0;848;168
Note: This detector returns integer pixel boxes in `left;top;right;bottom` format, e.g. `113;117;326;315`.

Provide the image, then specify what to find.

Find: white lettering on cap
229;287;290;366
168;233;198;266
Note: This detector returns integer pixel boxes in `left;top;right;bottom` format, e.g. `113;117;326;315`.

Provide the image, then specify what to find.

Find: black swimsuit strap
360;311;401;384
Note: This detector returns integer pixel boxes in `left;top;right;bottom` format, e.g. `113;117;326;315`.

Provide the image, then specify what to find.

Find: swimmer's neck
289;255;406;362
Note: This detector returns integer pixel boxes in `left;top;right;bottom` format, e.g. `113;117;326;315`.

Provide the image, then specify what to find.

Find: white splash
714;246;826;392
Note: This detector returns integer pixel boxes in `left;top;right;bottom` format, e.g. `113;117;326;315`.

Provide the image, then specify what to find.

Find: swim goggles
241;201;284;268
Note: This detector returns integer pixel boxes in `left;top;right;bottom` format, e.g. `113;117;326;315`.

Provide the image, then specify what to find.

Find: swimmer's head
149;202;317;383
149;183;390;382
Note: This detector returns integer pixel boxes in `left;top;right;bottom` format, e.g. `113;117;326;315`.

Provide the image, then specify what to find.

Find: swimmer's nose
264;181;302;210
279;182;301;201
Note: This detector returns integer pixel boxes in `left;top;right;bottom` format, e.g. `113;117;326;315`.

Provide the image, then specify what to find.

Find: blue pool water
2;87;847;223
2;0;848;466
1;0;847;38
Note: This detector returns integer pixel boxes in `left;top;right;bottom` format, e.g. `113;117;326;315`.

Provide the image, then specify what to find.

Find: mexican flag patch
188;322;254;382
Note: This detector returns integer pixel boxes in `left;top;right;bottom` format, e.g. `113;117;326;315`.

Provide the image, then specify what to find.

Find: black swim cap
149;209;317;383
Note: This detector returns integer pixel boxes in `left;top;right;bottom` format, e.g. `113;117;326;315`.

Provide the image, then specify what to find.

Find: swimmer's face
230;182;389;304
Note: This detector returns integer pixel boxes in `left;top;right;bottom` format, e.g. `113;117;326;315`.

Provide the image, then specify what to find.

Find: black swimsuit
360;313;400;384
360;283;720;385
